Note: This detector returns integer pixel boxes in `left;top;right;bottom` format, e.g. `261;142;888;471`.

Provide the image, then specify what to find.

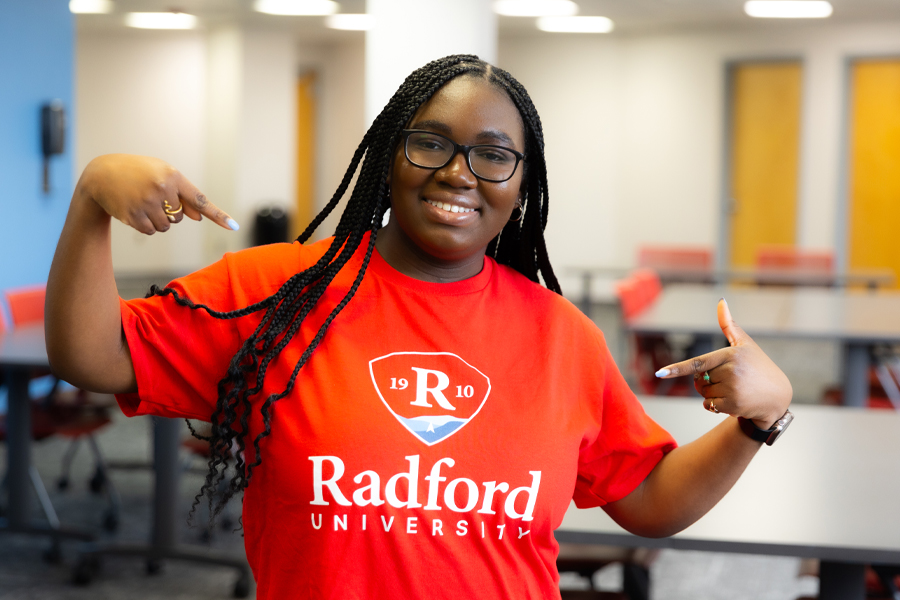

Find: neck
375;223;486;283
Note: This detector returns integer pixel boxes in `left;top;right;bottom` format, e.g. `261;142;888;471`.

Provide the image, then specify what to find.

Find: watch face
765;410;794;445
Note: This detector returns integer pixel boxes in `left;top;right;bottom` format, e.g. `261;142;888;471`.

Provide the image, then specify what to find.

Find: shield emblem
369;352;491;445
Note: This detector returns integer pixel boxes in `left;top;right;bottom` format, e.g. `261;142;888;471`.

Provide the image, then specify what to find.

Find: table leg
580;273;592;316
843;344;870;408
5;368;31;528
819;561;865;600
152;416;181;551
73;416;251;593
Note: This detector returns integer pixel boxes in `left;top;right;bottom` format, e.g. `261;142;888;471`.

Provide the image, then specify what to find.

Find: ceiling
75;0;900;40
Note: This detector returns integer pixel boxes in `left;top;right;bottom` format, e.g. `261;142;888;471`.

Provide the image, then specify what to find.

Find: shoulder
490;260;603;340
491;261;585;317
159;237;338;310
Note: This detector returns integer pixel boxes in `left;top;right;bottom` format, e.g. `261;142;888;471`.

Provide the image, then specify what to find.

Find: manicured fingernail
655;368;670;378
227;218;240;231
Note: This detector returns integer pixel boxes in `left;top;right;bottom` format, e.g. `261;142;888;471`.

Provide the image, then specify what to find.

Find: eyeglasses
400;129;525;183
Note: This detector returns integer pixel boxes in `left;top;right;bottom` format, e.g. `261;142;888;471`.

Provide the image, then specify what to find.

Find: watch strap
737;416;773;444
737;410;793;446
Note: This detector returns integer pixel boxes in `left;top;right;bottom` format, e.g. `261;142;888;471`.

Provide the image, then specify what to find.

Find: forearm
604;417;761;538
45;177;137;393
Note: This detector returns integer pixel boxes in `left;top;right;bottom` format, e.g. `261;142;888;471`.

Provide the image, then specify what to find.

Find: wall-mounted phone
41;100;66;193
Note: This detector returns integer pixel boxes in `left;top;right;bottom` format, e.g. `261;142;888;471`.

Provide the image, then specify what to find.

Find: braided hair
148;54;561;523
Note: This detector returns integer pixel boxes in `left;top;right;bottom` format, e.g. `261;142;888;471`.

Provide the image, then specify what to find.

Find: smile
425;199;476;214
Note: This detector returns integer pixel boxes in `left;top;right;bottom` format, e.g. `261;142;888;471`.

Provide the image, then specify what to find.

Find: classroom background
2;0;900;599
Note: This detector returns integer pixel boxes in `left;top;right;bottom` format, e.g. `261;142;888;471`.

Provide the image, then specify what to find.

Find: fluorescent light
494;0;578;17
69;0;113;14
125;12;197;29
254;0;338;16
744;1;833;18
325;14;374;30
537;16;613;33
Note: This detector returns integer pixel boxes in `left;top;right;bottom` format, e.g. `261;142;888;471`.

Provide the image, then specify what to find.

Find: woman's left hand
654;299;792;429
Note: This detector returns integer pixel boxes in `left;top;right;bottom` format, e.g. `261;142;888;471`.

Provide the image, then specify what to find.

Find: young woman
46;55;792;599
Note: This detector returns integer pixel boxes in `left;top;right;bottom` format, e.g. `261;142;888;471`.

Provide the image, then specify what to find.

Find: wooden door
728;62;803;267
848;60;900;289
296;71;316;238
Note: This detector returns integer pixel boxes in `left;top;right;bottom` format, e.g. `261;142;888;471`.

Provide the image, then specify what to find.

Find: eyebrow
410;119;517;147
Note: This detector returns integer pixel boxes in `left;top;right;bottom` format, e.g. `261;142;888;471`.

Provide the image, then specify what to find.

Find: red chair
6;284;46;326
755;245;834;273
0;285;121;534
637;246;713;283
615;270;690;396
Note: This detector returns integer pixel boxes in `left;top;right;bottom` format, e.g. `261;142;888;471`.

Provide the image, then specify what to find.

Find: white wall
77;27;300;273
76;31;208;274
77;19;900;288
288;38;368;242
501;20;900;293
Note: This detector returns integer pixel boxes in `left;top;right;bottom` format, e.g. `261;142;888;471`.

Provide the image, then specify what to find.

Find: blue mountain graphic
398;415;468;443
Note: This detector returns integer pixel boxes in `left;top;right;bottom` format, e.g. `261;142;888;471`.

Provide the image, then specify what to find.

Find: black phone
41;100;66;192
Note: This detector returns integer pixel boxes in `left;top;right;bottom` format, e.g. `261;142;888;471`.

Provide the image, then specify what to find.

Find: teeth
426;199;474;214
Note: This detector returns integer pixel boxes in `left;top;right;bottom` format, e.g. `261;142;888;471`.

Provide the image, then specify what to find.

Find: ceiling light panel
125;12;197;29
255;0;339;16
494;0;578;17
69;0;113;14
537;15;614;33
325;14;374;30
744;1;833;18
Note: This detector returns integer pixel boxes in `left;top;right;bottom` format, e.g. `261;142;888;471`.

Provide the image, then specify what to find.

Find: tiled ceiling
75;0;900;38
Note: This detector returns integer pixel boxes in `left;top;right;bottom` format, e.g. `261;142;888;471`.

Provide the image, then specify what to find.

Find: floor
0;300;834;599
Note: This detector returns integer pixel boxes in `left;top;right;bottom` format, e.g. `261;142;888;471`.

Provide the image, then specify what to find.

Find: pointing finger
655;347;731;379
718;298;750;347
176;174;239;231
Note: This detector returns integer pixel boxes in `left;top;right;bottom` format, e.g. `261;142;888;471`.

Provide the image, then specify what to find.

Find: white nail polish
655;368;670;378
227;218;240;231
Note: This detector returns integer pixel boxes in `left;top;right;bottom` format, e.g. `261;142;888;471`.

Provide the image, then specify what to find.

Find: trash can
253;205;290;246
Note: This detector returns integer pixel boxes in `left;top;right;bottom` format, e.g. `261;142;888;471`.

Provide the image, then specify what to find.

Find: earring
509;200;523;222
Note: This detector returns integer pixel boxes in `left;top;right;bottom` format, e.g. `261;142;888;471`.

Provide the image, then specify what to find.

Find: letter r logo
409;367;456;410
369;352;491;445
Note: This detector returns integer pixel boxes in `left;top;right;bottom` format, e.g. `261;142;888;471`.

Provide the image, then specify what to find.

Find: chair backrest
4;284;46;327
755;245;834;273
638;245;713;272
615;268;662;321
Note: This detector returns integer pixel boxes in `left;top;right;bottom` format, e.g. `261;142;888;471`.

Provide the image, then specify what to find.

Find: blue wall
0;0;73;291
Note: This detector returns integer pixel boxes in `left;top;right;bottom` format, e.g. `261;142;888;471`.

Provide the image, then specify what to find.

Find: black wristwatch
737;410;793;446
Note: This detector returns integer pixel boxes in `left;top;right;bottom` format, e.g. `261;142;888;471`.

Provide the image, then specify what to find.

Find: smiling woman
46;54;792;599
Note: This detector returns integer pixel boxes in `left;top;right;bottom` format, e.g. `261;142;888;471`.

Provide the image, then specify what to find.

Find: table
0;323;250;594
557;397;900;600
567;266;896;316
628;284;900;407
0;324;94;556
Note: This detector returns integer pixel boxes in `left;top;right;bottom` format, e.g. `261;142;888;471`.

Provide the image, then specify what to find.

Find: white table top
557;397;900;563
0;324;48;368
628;284;900;343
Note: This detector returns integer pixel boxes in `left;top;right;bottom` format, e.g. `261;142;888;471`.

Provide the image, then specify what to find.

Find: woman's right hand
77;154;239;235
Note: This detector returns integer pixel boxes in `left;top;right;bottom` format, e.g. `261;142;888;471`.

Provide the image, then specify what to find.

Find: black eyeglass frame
400;129;526;183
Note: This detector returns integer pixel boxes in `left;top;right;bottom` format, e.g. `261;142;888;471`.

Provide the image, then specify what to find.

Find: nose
434;150;477;188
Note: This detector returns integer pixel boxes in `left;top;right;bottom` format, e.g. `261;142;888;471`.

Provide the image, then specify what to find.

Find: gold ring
708;399;720;414
166;214;176;223
703;371;711;383
164;200;183;216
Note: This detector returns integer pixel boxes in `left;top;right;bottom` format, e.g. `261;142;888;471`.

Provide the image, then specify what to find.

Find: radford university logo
369;352;491;445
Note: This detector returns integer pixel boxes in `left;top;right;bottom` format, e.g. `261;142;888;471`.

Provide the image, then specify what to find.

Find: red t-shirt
116;235;676;599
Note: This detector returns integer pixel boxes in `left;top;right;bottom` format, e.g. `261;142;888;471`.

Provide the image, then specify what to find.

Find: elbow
620;519;690;539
